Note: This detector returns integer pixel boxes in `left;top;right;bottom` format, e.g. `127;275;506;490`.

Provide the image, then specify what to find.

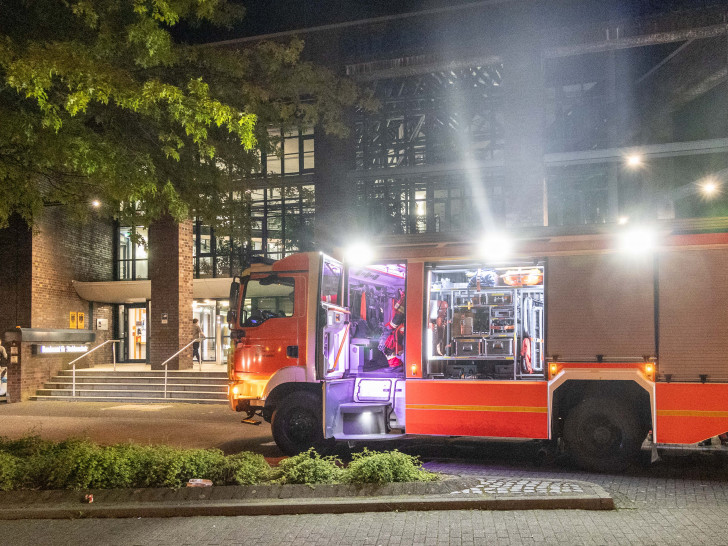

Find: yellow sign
77;312;85;329
69;312;77;329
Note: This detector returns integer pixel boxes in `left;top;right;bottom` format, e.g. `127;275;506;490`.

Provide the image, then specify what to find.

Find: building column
313;117;356;250
149;216;193;370
501;24;546;227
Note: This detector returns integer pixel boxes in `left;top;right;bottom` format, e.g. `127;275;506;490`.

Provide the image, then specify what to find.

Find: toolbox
485;338;514;357
454;338;482;356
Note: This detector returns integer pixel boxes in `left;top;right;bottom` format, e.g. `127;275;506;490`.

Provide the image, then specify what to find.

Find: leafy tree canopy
0;0;374;234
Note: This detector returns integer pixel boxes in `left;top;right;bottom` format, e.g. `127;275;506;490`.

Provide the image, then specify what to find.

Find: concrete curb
0;477;614;519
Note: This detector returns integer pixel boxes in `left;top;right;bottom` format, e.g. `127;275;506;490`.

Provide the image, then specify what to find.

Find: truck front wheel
563;397;643;472
271;391;331;455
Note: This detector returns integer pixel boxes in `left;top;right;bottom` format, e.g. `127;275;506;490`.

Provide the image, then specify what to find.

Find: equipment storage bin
454;338;482;356
485;338;513;357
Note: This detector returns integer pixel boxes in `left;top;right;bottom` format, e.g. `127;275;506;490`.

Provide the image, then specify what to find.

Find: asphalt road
1;401;727;545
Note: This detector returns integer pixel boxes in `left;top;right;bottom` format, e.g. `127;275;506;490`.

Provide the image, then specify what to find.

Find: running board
334;433;407;441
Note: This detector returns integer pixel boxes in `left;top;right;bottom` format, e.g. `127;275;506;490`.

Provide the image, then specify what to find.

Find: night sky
179;0;723;44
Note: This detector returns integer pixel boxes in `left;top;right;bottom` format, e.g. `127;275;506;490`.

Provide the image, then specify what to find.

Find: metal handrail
160;338;201;399
68;339;120;397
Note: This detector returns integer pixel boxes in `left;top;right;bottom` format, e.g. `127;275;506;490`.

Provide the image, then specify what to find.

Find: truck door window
241;276;295;327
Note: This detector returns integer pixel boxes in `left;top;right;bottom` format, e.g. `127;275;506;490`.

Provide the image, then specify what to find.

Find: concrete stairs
30;369;228;404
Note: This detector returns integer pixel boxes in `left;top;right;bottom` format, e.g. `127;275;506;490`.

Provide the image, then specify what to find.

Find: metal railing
67;339;120;397
159;338;201;399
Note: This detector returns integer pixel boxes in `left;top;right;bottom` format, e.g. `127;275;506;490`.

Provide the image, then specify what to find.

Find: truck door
318;255;355;437
235;272;305;375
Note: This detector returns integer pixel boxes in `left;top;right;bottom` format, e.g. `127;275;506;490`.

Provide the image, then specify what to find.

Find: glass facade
117;226;149;280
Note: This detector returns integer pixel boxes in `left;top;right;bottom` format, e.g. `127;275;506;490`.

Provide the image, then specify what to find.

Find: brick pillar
149;216;193;370
0;215;32;335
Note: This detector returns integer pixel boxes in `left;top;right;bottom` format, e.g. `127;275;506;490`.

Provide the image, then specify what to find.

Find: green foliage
344;449;438;485
0;452;21;491
274;448;343;485
222;452;272;485
0;0;375;232
0;437;437;490
0;436;269;490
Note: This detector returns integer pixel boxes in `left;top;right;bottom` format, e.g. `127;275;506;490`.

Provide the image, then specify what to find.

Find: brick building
2;1;728;400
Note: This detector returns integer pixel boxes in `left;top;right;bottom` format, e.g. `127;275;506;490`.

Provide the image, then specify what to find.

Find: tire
563;397;643;473
271;391;331;456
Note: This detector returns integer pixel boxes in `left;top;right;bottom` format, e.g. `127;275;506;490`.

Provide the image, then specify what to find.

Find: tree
0;0;374;233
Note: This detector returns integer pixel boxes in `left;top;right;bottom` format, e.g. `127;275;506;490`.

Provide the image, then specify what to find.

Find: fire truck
226;220;728;471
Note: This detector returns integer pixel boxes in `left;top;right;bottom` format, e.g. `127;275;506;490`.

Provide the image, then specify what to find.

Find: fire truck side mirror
228;279;240;325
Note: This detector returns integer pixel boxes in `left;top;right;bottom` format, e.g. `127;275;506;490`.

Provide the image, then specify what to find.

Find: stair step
57;370;227;379
35;389;227;400
43;381;227;392
29;395;226;405
49;376;228;384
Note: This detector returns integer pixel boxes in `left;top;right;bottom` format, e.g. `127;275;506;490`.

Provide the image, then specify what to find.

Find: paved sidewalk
0;476;613;520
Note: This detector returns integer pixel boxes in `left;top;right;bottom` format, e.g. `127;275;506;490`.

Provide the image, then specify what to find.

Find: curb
0;477;614;520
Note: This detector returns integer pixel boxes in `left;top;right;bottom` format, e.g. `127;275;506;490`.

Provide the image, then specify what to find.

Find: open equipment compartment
426;262;545;380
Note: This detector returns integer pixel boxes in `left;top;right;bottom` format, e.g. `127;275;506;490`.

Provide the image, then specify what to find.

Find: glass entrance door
193;301;217;362
125;304;148;362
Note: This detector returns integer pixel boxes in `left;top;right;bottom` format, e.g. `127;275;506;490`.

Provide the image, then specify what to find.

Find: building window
117;226;148;280
355;174;504;235
354;65;504;170
263;128;315;176
193;183;315;277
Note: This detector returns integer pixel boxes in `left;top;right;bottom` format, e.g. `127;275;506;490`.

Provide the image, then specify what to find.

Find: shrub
223;452;271;485
274;448;342;484
0;452;21;491
344;449;438;484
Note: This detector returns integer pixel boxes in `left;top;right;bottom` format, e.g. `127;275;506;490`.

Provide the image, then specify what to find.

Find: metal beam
544;23;727;58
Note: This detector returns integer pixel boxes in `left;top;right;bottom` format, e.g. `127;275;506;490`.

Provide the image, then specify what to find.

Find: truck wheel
271;391;331;455
563;397;642;473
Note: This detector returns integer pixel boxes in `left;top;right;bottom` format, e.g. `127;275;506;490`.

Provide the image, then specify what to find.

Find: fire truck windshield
241;275;295;327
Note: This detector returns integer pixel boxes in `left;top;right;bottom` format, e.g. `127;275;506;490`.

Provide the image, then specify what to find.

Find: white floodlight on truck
618;225;658;255
478;232;513;262
344;241;374;266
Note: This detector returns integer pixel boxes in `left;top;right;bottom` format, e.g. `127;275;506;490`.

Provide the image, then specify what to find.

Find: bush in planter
343;449;438;484
223;452;271;485
0;452;21;491
274;448;342;484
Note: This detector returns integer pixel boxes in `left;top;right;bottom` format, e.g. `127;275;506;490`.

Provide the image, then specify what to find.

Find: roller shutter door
658;248;728;382
547;254;655;361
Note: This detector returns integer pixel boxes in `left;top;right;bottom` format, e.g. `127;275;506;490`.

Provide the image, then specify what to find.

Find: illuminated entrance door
193;301;216;362
125;303;148;362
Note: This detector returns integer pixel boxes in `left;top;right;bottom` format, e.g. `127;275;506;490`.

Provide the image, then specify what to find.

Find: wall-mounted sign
33;345;89;355
69;312;77;329
77;312;85;329
161;313;168;325
96;318;109;331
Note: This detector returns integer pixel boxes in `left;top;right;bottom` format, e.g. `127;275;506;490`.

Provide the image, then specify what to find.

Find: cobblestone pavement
3;446;727;546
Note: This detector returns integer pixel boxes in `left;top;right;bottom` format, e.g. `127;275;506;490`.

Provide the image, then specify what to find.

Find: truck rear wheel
563;397;642;473
271;391;331;455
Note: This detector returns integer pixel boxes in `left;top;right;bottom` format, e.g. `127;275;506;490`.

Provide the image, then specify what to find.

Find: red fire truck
226;220;728;471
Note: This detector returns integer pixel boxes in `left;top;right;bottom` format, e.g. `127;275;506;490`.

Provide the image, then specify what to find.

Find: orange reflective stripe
406;404;547;413
657;409;728;418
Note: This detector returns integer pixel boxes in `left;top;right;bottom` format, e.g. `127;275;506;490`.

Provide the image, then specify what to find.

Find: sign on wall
69;312;77;329
96;318;109;331
77;312;85;329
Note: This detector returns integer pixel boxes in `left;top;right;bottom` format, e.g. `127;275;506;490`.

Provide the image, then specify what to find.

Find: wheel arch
549;371;654;440
263;380;322;422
